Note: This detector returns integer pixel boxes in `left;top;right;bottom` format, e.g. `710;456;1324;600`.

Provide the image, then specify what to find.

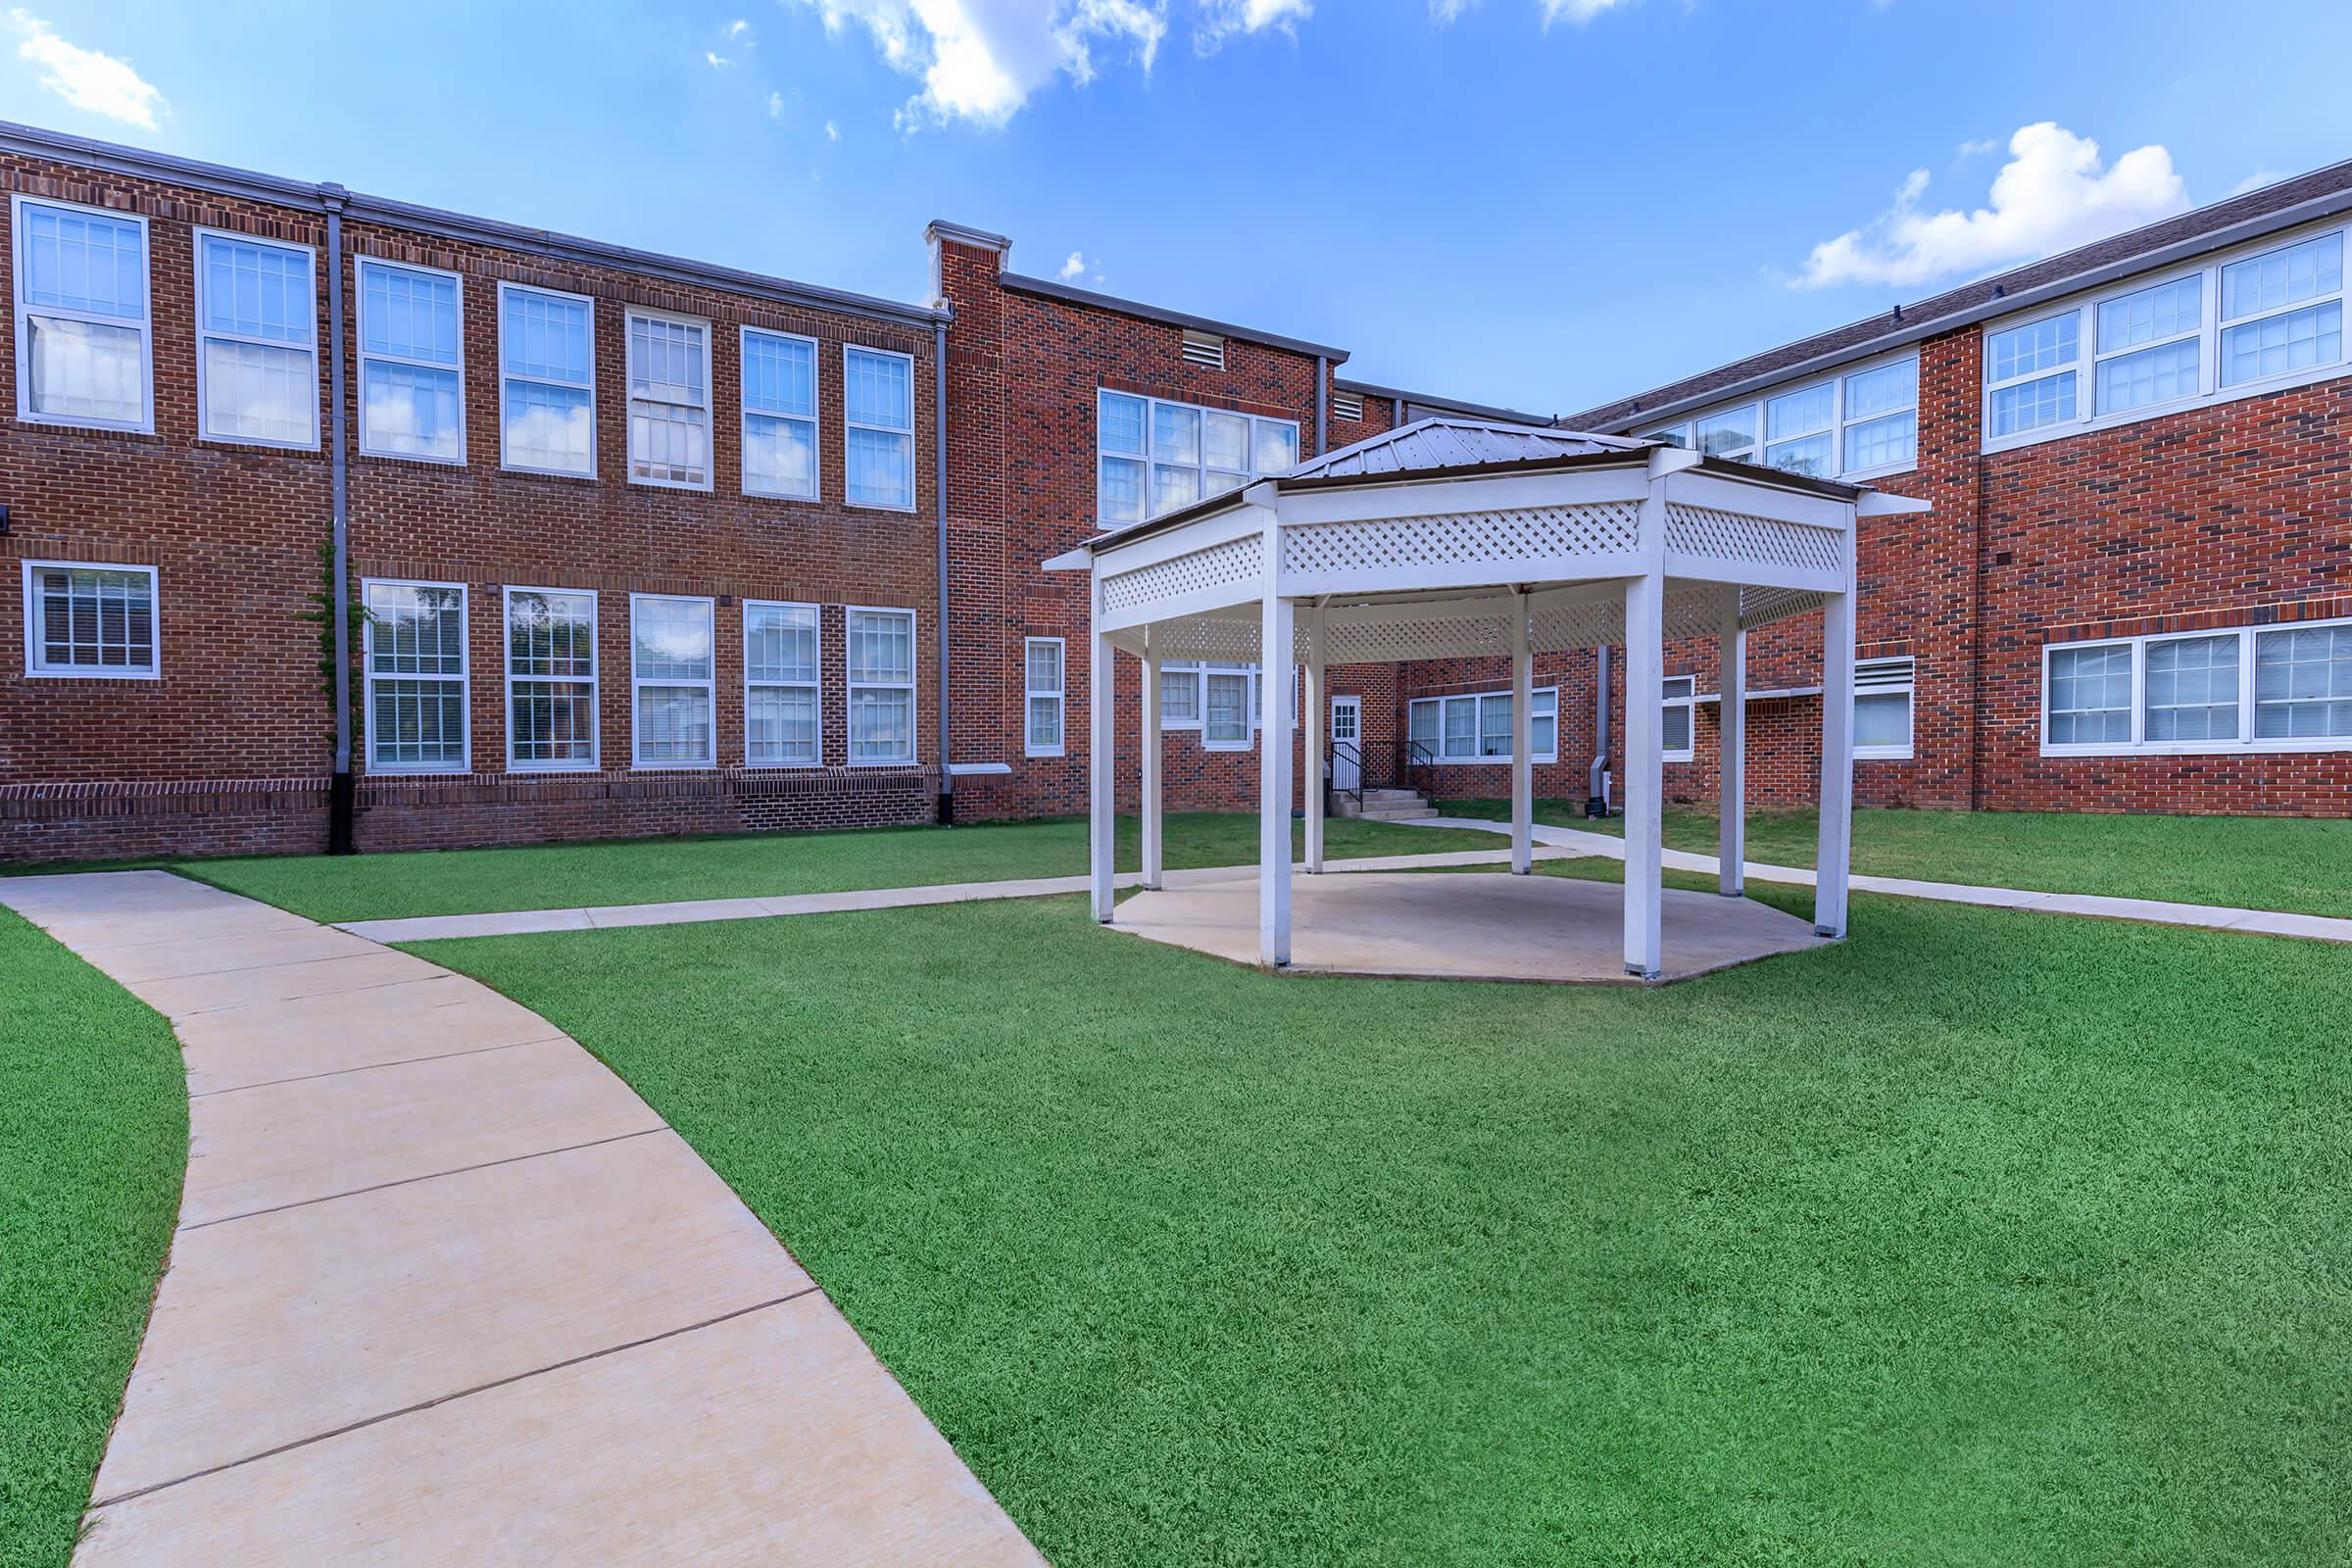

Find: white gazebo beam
1510;591;1533;875
1814;571;1857;938
1090;612;1116;925
1622;569;1665;980
1303;604;1326;875
1255;495;1294;967
1141;627;1163;892
1717;585;1745;898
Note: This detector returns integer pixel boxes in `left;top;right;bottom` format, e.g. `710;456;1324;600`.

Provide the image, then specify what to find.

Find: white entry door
1330;696;1362;791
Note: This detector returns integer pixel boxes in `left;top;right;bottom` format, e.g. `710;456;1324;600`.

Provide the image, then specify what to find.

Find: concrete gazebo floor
1111;871;1831;985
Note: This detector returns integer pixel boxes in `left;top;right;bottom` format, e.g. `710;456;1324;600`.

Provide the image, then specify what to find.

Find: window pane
369;680;466;767
1408;699;1439;750
629;400;709;485
1842;411;1915;471
25;316;144;423
848;611;912;684
2098;275;2201;351
628;316;705;404
1442;696;1477;759
2255;626;2352;739
510;682;596;765
1988;370;2077;437
1152;402;1200;465
633;597;712;680
2221;233;2343;321
23;206;145;317
1098;390;1146;455
1662;697;1691;754
1764;432;1833;477
1478;693;1511;758
742;331;813;416
845;349;911;430
367;584;465;675
637;686;712;763
1842;360;1916;419
746;604;818;684
2144;634;2239;742
1028;695;1062;750
747;683;820;765
363;361;462;459
2047;643;2132;744
1988;315;2079;381
2220;302;2342;387
1151;463;1200;515
1694;408;1755;456
201;235;309;344
362;263;459;364
847;426;913;507
1202;411;1250;470
32;566;154;672
1765;382;1834;439
204;339;316;444
1252;419;1298;473
1026;640;1062;693
508;591;595;677
850;688;912;760
503;380;594;472
1205;672;1250;744
744;414;816;497
503;290;591;384
1160;665;1200;722
1855;691;1911;749
1099;455;1145;524
2097;338;2200;414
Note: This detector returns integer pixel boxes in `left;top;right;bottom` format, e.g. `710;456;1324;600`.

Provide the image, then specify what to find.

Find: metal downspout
1587;644;1611;817
934;318;953;823
323;186;355;854
1314;355;1328;456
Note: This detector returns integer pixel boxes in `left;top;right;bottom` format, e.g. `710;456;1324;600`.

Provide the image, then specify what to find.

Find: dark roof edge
1000;271;1350;363
0;120;948;330
1572;158;2352;431
1334;376;1554;426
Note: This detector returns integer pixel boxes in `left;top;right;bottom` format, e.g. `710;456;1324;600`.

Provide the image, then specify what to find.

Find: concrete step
1352;804;1438;821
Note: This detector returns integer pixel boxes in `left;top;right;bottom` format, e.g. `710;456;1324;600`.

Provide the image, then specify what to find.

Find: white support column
1717;588;1746;898
1258;592;1296;966
1141;628;1164;892
1622;571;1665;979
1303;606;1326;875
1090;618;1116;925
1814;584;1856;938
1509;591;1534;875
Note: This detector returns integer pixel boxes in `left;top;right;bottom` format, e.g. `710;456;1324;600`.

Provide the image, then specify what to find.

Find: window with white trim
745;601;820;766
499;282;595;476
625;311;710;488
631;595;714;767
2219;232;2342;388
1203;667;1253;750
844;347;914;510
742;329;817;499
1025;637;1065;758
1985;313;2080;437
1855;657;1915;760
846;607;916;761
506;588;597;770
1096;390;1300;524
2094;274;2200;416
1405;688;1561;763
2043;617;2352;755
1661;676;1695;760
22;561;157;678
365;580;468;773
12;197;151;431
1159;661;1202;727
358;259;464;462
194;229;318;447
1762;383;1835;477
1840;359;1917;472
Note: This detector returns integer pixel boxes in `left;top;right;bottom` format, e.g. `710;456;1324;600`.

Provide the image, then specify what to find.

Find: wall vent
1181;329;1225;368
1331;392;1364;421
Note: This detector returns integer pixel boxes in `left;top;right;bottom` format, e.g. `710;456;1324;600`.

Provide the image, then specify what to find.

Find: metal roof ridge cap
998;270;1351;362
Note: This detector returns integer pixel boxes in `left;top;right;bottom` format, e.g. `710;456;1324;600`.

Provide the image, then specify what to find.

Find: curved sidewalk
1;870;1044;1568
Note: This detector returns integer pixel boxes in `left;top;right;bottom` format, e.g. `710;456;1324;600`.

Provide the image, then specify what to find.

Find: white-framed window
1405;688;1561;763
743;328;817;500
1096;389;1300;525
844;346;914;510
630;594;714;768
846;607;916;762
1159;661;1202;728
505;587;597;771
1985;220;2352;452
1762;383;1835;477
1025;637;1065;758
193;228;318;448
12;195;152;432
745;600;821;767
21;560;158;678
358;258;465;463
498;281;596;476
1855;657;1916;760
2041;616;2352;755
1694;407;1758;461
1839;359;1918;472
1203;666;1253;750
364;579;468;774
1638;354;1915;483
626;308;710;489
1661;676;1695;761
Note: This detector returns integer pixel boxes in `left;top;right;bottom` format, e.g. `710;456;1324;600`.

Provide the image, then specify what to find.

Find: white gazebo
1046;419;1929;983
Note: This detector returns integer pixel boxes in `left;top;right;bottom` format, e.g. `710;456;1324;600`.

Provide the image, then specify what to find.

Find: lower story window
1203;668;1251;749
506;588;597;770
1406;688;1560;763
847;606;916;762
2258;623;2352;740
23;561;157;677
631;594;714;767
365;579;468;772
2044;616;2352;754
746;601;821;766
1854;657;1916;760
1160;661;1202;727
1025;637;1065;758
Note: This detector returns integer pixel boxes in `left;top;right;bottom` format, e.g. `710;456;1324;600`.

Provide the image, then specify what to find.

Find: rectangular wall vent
1331;392;1363;421
1181;330;1225;368
1856;656;1915;690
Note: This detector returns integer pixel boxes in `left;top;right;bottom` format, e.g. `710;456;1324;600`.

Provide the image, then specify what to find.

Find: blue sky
10;0;2351;415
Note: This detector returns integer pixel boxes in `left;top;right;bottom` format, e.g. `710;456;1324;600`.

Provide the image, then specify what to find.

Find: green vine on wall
293;542;370;757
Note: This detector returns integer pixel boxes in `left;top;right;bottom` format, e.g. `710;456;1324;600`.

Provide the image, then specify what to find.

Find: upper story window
358;259;465;463
1984;221;2351;451
742;329;817;500
1640;356;1912;482
22;561;158;678
499;282;595;477
13;197;151;432
194;230;318;448
1096;390;1300;525
626;310;710;489
844;346;914;510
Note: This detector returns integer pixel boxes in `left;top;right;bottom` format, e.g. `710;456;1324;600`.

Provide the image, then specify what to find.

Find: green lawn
1;910;186;1568
164;812;1499;925
1438;799;2352;917
412;890;2352;1566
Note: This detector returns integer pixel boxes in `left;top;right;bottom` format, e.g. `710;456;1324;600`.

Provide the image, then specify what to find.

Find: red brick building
4;120;2347;863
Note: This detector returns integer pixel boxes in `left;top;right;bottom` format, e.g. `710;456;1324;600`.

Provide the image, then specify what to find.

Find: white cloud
1429;0;1475;19
1793;122;2190;290
1195;0;1310;51
788;0;1168;130
1955;137;1998;158
1539;0;1628;23
2231;169;2287;196
724;17;754;39
767;90;786;117
1059;250;1088;279
8;10;166;128
706;49;734;66
824;118;841;139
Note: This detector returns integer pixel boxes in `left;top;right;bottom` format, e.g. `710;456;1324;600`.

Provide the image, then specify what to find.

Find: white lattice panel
1150;616;1262;662
1100;534;1263;615
1739;585;1834;630
1663;503;1843;575
1529;600;1622;652
1281;503;1641;576
1322;614;1511;664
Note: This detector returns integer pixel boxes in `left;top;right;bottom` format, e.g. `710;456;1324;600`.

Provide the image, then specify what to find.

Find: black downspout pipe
323;187;356;854
934;317;953;824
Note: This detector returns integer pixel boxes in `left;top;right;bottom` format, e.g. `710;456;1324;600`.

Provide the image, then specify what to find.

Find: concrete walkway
336;844;1578;944
0;870;1045;1568
1405;815;2352;945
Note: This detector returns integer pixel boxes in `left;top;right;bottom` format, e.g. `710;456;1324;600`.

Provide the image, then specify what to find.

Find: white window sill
628;473;714;494
200;431;321;455
1024;747;1066;760
18;411;153;435
631;760;718;771
360;445;467;466
367;764;472;777
1856;748;1915;761
2041;738;2352;758
846;499;919;514
25;666;159;681
744;759;824;771
509;760;602;774
949;761;1011;776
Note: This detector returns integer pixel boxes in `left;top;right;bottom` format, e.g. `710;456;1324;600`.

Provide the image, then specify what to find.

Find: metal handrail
1402;740;1438;804
1327;739;1369;815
